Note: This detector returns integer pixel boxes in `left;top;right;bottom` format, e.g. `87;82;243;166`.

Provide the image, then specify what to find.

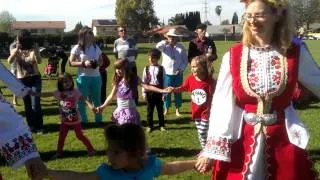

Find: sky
0;0;245;31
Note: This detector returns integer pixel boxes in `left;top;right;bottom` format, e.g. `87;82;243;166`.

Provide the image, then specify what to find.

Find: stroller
43;48;60;78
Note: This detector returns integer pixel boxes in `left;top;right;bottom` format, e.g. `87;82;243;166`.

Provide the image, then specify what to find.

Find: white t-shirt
71;44;101;77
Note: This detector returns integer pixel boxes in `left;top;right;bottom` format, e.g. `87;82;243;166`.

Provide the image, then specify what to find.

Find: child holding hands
141;48;166;132
47;123;196;180
96;59;140;124
52;73;96;159
170;56;216;148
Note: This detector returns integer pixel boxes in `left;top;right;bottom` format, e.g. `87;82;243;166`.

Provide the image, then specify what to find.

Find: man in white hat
156;28;188;117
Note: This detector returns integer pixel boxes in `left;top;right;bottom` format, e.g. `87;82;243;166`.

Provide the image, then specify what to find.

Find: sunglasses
118;29;126;32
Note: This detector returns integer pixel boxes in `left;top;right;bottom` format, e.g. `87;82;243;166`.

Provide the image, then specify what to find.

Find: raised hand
25;157;47;180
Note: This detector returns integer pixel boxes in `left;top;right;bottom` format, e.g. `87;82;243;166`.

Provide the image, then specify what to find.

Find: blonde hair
191;55;210;79
242;0;294;53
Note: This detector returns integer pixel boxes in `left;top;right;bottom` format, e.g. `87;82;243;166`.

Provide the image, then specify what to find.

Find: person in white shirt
156;28;188;117
69;26;103;124
0;62;46;179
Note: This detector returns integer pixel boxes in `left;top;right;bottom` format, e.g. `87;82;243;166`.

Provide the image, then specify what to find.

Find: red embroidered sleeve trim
1;133;38;167
204;136;232;159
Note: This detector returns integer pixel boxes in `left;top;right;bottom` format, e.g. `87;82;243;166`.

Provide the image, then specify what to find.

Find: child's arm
161;160;196;175
80;96;95;111
48;169;99;180
98;85;117;112
173;76;190;93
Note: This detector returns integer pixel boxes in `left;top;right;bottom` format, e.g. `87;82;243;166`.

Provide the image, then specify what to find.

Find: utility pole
203;0;209;23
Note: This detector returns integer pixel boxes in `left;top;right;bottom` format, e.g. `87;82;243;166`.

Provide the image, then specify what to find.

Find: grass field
1;40;320;179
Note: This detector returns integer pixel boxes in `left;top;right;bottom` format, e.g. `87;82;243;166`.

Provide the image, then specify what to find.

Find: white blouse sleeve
298;44;320;98
0;62;29;98
202;52;244;162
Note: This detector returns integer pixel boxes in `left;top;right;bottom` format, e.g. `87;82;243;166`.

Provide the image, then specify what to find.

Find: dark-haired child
48;123;196;179
52;73;96;159
97;59;140;124
142;48;166;132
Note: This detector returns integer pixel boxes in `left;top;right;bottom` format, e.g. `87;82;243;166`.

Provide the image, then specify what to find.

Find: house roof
207;25;242;35
145;25;196;37
11;21;66;29
92;19;117;26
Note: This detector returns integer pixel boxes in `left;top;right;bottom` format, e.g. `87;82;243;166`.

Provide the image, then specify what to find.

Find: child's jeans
57;123;94;153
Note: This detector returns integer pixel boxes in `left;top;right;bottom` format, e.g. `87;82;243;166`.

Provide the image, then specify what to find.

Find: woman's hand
195;155;213;174
25;157;47;180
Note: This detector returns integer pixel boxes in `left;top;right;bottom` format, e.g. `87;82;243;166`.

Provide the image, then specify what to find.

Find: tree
184;11;201;30
168;13;185;25
231;12;239;35
72;22;83;33
115;0;159;31
215;5;222;24
169;11;201;31
0;11;15;33
221;19;230;25
291;0;320;30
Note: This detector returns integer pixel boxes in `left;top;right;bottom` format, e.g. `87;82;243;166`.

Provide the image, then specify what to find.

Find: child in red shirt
173;55;216;148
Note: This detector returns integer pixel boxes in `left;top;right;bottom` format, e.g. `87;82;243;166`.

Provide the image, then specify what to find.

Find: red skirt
212;115;317;180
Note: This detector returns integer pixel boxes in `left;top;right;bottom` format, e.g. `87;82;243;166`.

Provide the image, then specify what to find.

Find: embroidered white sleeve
298;44;320;98
0;99;40;169
0;62;29;98
202;52;244;162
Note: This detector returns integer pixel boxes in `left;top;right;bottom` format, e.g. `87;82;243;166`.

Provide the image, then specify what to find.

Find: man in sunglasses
113;25;139;104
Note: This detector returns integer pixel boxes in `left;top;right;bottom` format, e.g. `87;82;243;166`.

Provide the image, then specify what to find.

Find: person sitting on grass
47;123;196;180
51;73;96;159
141;48;166;133
169;55;216;148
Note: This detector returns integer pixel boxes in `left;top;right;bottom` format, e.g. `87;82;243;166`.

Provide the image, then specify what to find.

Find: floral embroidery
204;136;232;158
0;133;37;166
247;52;283;95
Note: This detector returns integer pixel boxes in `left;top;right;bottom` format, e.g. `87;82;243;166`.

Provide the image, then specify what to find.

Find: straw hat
166;28;183;37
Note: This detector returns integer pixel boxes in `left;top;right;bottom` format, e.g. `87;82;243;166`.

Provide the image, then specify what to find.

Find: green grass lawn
1;40;320;179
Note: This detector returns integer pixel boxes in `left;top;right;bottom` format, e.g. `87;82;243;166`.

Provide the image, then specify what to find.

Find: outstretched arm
161;160;196;175
80;96;95;111
48;169;99;180
97;85;117;112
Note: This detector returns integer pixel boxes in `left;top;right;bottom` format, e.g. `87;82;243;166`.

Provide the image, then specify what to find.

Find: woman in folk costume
195;0;319;179
0;62;46;179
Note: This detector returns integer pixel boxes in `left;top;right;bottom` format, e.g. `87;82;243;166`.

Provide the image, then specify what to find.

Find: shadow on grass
39;150;107;162
294;103;320;110
308;149;320;161
42;107;60;116
165;117;192;125
139;117;191;126
150;147;200;158
43;122;113;133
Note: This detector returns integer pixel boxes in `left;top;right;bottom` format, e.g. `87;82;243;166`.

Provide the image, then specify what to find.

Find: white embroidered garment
0;62;39;169
203;44;320;178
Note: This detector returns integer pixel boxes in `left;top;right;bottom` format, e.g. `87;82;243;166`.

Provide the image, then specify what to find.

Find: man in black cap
188;24;217;73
